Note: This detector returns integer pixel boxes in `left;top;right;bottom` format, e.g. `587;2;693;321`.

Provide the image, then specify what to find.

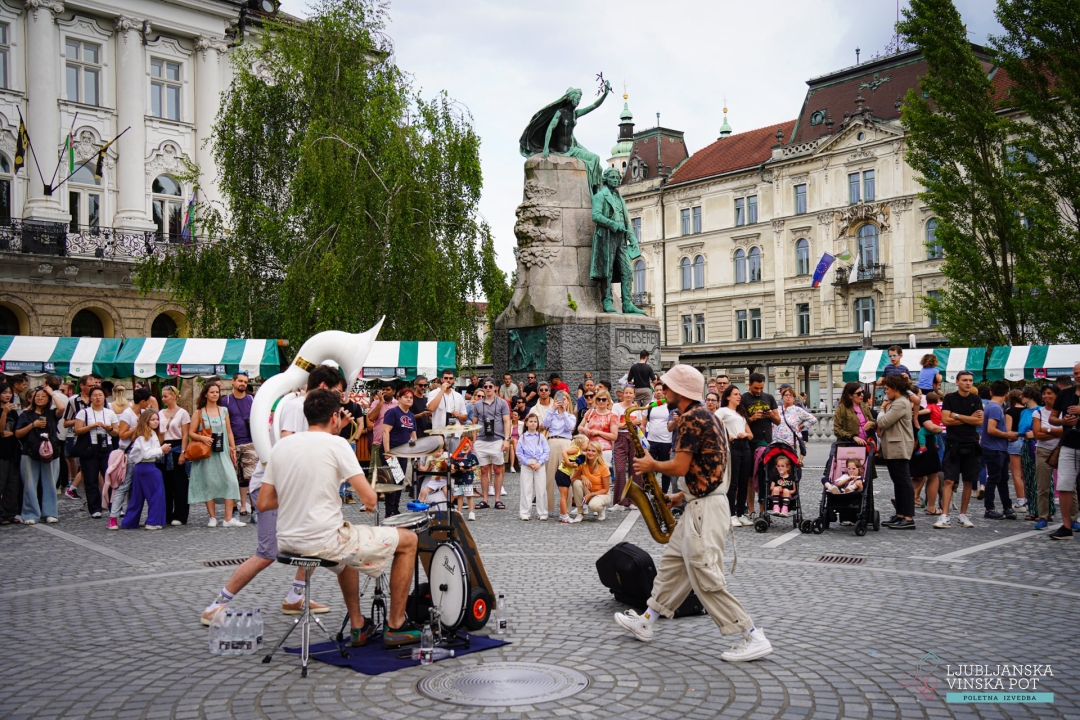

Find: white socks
206;587;235;613
285;580;306;604
642;608;659;625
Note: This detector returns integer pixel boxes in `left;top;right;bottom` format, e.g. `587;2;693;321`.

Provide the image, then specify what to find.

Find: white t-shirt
77;407;119;446
52;392;69;440
527;399;554;427
1036;407;1059;451
118;407;141;450
158;407;191;441
262;431;363;553
427;389;467;430
716;407;748;441
279;393;308;434
642;404;673;444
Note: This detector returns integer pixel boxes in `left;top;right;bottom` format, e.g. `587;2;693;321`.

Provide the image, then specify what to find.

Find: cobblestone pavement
2;443;1078;719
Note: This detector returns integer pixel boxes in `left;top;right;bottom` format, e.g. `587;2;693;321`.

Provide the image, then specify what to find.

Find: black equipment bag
595;542;706;618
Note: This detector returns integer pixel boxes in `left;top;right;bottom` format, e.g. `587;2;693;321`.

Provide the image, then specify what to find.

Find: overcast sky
278;0;1002;275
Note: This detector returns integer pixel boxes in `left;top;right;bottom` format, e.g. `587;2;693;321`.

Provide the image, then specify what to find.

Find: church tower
608;89;635;171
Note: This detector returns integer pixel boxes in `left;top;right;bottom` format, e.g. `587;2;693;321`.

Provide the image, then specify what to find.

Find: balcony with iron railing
832;263;887;286
0;219;201;262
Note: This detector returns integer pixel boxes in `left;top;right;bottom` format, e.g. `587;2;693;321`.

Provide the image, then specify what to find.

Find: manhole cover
416;662;589;706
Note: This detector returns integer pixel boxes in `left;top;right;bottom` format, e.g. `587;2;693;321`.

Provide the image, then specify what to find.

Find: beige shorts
235;443;258;485
309;522;400;579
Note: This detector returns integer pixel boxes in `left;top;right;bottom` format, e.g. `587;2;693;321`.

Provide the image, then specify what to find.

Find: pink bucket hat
658;364;704;403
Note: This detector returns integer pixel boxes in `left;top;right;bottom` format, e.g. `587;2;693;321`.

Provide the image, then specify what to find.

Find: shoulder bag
185;412;212;461
70;408;95;459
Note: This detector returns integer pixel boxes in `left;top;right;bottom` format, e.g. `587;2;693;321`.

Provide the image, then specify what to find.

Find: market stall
842;346;985;384
359;341;457;381
113;337;286;378
0;335;121;377
986;344;1080;381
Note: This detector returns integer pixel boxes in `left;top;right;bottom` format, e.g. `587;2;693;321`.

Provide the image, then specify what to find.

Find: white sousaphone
251;319;385;463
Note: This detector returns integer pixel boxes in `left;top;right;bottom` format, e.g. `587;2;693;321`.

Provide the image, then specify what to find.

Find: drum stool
262;552;348;677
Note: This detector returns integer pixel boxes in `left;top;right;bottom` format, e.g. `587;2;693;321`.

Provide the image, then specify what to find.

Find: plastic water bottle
243;612;255;654
419;623;434;665
253;609;264;651
494;594;508;635
411;647;455;661
208;610;225;655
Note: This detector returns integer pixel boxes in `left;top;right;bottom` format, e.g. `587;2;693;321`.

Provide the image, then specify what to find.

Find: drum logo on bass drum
442;555;457;574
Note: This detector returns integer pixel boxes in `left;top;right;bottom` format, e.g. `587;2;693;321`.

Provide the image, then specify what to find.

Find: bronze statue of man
591;167;645;315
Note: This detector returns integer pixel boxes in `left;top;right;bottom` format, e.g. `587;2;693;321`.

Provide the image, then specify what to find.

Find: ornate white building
0;0;272;339
616;48;1010;402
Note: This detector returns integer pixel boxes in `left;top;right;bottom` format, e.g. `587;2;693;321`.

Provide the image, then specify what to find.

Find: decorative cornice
890;197;914;215
771;219;786;234
836;201;891;235
27;0;64;18
114;15;143;33
816;212;835;227
195;35;229;57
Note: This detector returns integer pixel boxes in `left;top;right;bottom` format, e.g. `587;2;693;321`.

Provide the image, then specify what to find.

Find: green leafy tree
136;0;494;363
899;0;1042;346
993;0;1080;342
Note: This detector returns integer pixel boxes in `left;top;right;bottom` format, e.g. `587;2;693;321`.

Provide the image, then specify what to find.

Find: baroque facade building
0;0;271;339
618;47;1008;403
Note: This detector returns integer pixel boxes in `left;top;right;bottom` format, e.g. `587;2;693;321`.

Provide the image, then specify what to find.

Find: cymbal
426;424;482;436
373;483;405;494
389;436;444;458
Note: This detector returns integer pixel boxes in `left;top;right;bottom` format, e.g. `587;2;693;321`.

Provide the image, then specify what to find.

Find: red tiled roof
668;120;796;186
622;129;689;184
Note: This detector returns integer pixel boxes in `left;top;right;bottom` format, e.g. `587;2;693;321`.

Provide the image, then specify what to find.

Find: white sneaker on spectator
467;511;476;521
170;520;182;526
933;515;951;529
207;517;217;527
222;517;246;528
958;514;975;528
614;610;653;642
721;628;773;662
598;509;607;521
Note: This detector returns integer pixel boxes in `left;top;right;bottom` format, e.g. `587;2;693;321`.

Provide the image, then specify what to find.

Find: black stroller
812;441;880;536
753;441;805;533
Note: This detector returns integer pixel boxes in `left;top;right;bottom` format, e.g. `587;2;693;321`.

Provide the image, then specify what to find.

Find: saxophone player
614;364;774;663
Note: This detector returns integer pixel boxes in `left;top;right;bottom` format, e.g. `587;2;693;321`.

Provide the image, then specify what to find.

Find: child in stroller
812;443;880;536
754;442;803;532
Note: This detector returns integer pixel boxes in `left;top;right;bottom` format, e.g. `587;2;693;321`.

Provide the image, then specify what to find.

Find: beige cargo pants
646;489;753;636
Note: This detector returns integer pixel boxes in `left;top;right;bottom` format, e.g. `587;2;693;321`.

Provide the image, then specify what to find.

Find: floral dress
773;405;817;450
187;408;240;503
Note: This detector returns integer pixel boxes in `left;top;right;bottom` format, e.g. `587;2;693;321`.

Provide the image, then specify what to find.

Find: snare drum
381;511;430;534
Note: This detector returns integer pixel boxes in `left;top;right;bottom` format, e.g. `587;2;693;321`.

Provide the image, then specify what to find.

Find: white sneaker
570;507;579;517
170;520;182;526
520;515;530;522
735;516;750;527
721;628;773;662
571;514;583;523
488;488;496;497
501;487;507;496
145;525;163;530
958;514;975;528
1015;498;1028;508
467;511;476;521
222;517;246;528
933;515;951;529
614;610;654;642
207;517;218;528
539;515;548;521
598;510;607;521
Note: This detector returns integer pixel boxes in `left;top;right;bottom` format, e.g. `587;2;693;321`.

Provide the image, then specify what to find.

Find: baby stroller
811;441;880;536
754;441;804;533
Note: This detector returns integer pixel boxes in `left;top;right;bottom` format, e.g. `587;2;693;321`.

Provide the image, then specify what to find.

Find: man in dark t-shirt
740;373;779;447
521;373;539;411
1048;362;1080;540
935;370;985;529
628;351;657;406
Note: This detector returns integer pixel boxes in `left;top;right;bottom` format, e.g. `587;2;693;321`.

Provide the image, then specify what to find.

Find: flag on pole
93;137;116;180
849;249;861;282
179;190;196;244
811;253;835;288
67;133;75;175
835;249;853;262
14;120;28;175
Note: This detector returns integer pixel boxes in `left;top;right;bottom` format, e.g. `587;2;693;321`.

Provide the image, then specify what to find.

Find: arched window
152;174;183;241
795;238;810;276
734;249;746;284
0;154;10;223
692;255;705;289
151;313;179;338
0;304;20;335
71;309;104;338
857;224;879;268
632;259;646;304
68;163;101;233
680;257;692;290
926;218;943;259
748;246;762;283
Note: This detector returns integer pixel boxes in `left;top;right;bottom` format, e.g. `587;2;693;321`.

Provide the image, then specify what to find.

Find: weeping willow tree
136;0;499;361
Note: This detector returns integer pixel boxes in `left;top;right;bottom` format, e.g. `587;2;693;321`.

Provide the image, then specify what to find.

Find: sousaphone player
614;364;773;662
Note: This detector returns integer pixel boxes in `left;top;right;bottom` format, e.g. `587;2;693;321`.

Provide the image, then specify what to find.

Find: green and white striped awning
114;338;284;379
842;347;985;383
0;336;122;377
359;341;456;381
987;345;1080;381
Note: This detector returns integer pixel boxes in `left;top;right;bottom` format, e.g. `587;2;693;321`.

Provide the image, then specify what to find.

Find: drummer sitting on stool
257;389;422;648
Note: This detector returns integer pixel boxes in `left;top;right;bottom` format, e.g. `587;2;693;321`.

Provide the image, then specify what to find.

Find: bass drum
429;542;469;631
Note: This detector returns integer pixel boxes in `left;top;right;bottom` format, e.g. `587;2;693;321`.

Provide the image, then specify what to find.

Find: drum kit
336;428;497;651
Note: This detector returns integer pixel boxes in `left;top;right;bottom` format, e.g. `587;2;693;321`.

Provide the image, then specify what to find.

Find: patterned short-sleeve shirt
673;403;729;498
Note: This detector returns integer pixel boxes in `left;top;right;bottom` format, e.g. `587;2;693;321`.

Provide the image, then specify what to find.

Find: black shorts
942;441;981;484
555;470;572;488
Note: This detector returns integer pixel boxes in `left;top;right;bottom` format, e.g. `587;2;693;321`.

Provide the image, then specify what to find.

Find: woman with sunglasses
834;382;876;446
578;389;618;467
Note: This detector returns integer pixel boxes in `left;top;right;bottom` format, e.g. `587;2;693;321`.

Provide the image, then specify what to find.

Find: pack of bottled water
209;608;264;656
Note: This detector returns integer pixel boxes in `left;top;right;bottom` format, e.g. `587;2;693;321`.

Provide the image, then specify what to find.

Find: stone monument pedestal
493;154;661;384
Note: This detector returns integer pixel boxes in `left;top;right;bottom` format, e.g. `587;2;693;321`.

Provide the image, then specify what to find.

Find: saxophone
622;404;677;544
